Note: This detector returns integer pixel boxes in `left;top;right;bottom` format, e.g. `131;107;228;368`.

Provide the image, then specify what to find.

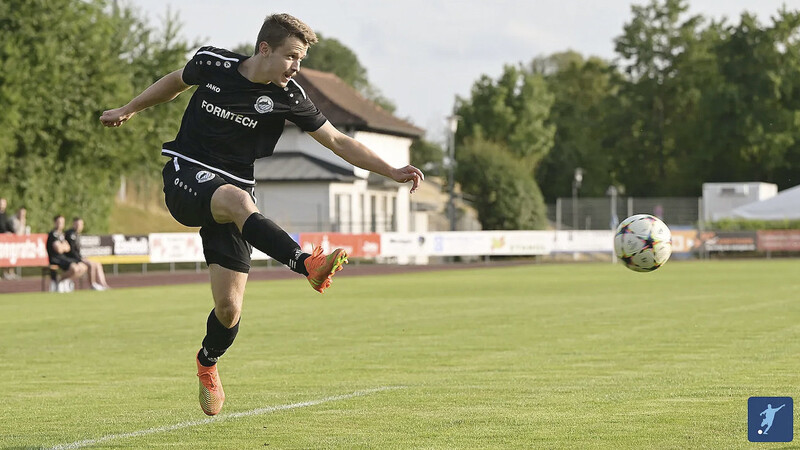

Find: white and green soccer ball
613;214;672;272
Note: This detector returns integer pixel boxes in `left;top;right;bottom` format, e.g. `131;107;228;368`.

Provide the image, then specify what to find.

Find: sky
131;0;799;142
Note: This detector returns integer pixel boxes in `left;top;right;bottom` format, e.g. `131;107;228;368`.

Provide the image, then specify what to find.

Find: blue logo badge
748;397;793;442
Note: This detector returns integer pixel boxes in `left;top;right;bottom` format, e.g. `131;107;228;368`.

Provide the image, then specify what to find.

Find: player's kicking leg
210;185;348;293
196;264;246;416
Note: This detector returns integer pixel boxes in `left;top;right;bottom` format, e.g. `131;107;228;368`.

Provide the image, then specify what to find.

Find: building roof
293;68;424;138
254;152;358;182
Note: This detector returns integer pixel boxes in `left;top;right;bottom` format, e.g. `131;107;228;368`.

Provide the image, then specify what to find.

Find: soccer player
65;217;110;291
99;13;423;416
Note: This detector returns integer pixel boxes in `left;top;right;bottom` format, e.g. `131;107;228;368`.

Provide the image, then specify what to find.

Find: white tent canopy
731;184;800;220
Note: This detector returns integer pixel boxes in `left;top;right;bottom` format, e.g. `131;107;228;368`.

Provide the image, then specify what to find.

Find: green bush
712;218;800;230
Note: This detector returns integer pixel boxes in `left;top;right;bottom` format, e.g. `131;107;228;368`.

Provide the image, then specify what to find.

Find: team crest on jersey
224;61;231;69
254;95;274;114
195;171;215;183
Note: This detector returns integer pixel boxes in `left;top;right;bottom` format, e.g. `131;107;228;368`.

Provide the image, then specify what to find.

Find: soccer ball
614;214;672;272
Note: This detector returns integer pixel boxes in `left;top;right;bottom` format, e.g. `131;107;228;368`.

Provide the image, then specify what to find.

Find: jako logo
206;83;221;93
196;171;215;183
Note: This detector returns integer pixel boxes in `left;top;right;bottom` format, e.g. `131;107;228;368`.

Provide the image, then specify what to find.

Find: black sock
198;309;239;367
241;213;309;275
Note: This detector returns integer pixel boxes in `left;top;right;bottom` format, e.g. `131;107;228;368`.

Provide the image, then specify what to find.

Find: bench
41;265;84;292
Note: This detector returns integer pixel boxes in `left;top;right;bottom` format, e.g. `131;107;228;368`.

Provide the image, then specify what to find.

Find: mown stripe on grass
50;386;406;449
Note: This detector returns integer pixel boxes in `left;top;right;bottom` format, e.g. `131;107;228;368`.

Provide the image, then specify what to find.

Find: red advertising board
299;233;381;258
757;230;800;252
0;233;49;267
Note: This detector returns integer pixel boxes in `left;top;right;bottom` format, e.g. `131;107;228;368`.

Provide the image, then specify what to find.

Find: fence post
555;198;562;230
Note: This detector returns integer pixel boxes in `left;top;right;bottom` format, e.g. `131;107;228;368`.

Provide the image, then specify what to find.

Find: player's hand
391;165;424;193
100;106;135;127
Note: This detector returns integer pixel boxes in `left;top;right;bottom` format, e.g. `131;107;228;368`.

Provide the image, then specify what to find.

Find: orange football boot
196;351;225;416
305;246;348;293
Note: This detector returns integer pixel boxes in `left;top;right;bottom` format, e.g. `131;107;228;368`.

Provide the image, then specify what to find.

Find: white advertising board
484;231;553;256
380;233;426;257
149;233;204;263
551;231;614;253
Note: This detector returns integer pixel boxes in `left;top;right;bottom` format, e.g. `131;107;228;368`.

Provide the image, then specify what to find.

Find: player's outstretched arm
309;121;424;193
99;69;190;128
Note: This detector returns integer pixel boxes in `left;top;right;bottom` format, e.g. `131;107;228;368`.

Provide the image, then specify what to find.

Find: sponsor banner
149;233;204;263
757;230;800;252
552;231;614;253
486;231;553;255
80;234;149;257
424;232;492;256
112;234;149;256
702;231;757;252
380;233;427;257
299;233;381;258
0;233;48;267
79;235;113;257
382;231;553;257
670;230;702;254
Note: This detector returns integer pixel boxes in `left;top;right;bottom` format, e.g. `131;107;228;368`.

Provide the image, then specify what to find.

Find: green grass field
2;260;799;449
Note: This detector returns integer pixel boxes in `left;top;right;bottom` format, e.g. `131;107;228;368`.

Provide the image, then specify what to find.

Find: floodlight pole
572;167;583;230
447;115;459;232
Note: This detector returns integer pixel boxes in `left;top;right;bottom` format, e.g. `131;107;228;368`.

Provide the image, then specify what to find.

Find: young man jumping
100;13;423;416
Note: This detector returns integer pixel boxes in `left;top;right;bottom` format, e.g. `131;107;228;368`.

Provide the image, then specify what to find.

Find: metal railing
549;197;702;230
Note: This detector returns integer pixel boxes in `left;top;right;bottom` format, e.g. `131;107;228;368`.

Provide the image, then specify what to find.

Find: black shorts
50;254;81;271
162;157;253;273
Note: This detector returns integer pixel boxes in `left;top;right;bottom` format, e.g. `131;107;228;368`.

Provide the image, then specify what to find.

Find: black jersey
162;46;328;185
46;230;65;259
64;227;81;260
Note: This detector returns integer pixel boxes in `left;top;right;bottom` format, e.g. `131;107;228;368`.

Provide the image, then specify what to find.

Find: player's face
55;217;64;230
74;219;84;233
263;36;308;87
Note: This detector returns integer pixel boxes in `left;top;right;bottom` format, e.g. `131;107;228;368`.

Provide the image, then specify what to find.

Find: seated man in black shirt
46;215;87;293
65;217;110;291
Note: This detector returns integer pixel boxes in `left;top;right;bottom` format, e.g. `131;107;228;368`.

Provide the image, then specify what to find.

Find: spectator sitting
0;198;11;233
46;214;87;293
0;198;17;280
5;206;28;280
65;217;110;291
9;206;27;236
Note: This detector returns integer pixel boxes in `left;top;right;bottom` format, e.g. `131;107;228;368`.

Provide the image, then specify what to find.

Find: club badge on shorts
196;171;215;183
254;95;274;113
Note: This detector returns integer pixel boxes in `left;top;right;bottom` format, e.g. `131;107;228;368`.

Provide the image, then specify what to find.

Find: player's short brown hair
254;13;318;55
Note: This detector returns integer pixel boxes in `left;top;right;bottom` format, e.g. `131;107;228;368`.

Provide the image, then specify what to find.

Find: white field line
50;386;406;450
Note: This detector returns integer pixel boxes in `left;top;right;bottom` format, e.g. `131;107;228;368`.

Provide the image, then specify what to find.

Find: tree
453;64;554;229
701;9;800;189
456;65;555;171
532;52;619;201
456;136;547;230
0;0;193;232
611;0;708;196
